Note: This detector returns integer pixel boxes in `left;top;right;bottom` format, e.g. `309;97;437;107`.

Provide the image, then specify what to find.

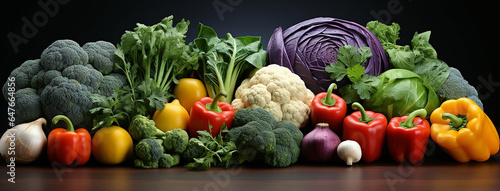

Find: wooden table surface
1;152;499;191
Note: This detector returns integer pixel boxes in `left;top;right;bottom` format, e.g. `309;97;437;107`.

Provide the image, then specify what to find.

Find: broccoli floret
158;153;181;168
226;108;303;167
232;106;277;127
31;70;63;94
40;39;89;71
97;73;127;97
128;115;165;140
82;41;116;75
436;67;484;110
265;121;303;167
2;59;41;100
229;120;276;155
135;138;164;162
274;120;303;148
182;138;208;162
12;88;42;125
163;129;189;154
40;76;94;130
134;158;159;169
62;65;104;93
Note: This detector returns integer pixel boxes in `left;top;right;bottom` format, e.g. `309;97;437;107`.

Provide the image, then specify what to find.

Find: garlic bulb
337;140;362;166
0;118;47;163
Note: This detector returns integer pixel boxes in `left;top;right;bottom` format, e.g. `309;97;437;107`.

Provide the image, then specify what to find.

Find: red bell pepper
47;115;91;166
387;109;430;164
343;102;387;163
310;83;347;136
188;91;235;137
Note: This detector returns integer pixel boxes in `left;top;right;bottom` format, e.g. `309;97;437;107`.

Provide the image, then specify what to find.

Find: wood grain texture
1;153;499;191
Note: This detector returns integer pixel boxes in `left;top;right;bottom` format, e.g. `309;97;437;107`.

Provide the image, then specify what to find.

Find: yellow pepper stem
442;113;468;131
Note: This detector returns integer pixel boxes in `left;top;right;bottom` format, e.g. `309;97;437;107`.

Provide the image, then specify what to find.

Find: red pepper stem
207;91;228;113
352;102;374;123
442;113;468;131
400;109;427;128
52;115;75;132
321;83;337;107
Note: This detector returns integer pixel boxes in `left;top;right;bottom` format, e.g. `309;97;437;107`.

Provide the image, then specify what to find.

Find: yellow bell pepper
174;78;207;113
91;126;133;165
430;98;499;162
153;99;190;132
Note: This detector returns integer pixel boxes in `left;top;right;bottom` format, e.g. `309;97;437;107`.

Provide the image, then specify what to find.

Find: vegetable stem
321;83;337;107
442;113;468;131
400;109;427;128
52;115;75;132
352;102;374;123
207;91;227;113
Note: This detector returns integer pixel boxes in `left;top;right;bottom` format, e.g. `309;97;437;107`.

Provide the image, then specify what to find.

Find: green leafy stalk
190;24;267;103
111;15;198;122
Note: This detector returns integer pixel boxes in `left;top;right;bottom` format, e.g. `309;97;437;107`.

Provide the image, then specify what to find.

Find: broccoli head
182;138;208;162
40;76;94;130
232;106;277;127
12;88;42;125
62;65;104;93
97;73;127;97
2;59;41;100
158;153;181;168
264;121;303;167
128;115;165;140
436;67;484;109
133;158;159;169
163;129;189;154
135;138;164;162
40;39;89;71
82;41;116;75
31;70;63;94
226;108;303;167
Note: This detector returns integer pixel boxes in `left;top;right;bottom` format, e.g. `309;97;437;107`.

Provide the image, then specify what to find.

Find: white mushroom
337;140;362;166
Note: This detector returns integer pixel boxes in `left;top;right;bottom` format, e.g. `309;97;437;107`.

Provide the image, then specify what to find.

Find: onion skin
301;123;341;162
0;118;47;164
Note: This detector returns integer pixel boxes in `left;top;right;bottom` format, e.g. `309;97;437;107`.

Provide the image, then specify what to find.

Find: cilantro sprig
185;124;238;170
325;45;380;103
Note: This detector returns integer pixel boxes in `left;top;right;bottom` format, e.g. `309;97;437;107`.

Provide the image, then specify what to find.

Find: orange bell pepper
430;98;499;162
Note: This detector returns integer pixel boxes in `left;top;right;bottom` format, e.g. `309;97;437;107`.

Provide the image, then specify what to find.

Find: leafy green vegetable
364;69;440;119
413;58;450;91
190;23;267;102
89;90;129;129
325;45;379;103
93;16;198;127
366;21;438;69
184;124;238;170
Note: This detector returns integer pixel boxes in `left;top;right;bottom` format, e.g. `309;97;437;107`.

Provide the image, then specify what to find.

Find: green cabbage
364;69;440;119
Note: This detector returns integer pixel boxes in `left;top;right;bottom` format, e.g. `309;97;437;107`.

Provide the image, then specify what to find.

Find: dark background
1;0;499;133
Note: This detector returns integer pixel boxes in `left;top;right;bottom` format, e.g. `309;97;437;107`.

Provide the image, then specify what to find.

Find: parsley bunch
325;45;380;103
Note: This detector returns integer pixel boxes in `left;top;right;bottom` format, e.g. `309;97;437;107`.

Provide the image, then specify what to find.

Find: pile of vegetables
1;15;499;170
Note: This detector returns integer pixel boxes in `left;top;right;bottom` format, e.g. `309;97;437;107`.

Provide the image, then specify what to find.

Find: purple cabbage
268;17;389;94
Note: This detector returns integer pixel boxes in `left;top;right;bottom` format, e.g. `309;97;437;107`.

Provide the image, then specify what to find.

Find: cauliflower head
231;64;314;128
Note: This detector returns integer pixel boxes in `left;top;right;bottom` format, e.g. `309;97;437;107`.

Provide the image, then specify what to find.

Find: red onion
301;123;341;162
